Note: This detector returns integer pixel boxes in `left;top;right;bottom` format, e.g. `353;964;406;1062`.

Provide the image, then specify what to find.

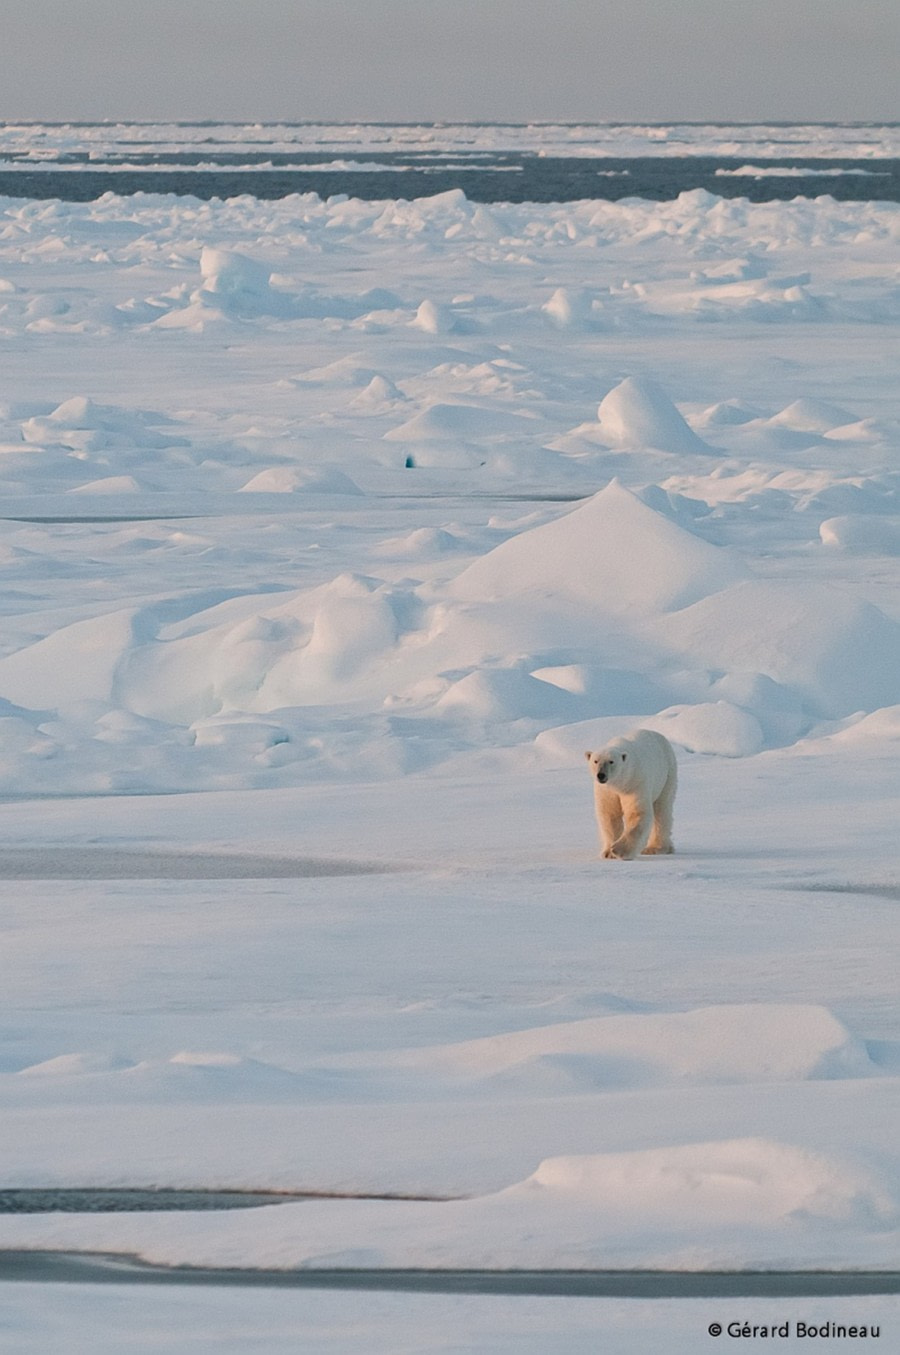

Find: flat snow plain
1;177;899;1349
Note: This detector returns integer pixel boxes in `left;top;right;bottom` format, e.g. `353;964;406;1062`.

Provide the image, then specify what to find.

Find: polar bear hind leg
644;773;676;855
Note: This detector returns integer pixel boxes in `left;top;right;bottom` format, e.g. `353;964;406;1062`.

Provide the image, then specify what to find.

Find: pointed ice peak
451;478;745;614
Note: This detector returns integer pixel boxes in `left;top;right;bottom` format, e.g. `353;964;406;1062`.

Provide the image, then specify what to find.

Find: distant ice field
1;121;898;202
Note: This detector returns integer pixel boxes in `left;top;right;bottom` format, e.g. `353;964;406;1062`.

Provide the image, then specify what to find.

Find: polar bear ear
584;750;593;763
621;752;627;761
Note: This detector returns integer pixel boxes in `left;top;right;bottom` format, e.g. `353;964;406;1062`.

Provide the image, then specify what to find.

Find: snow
3;1285;893;1355
769;398;859;433
0;130;899;1345
373;1003;874;1086
452;479;743;614
594;377;714;454
820;515;900;555
657;581;900;720
3;1133;897;1272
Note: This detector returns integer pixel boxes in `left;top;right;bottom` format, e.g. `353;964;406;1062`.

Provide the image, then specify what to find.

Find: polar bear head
584;746;629;787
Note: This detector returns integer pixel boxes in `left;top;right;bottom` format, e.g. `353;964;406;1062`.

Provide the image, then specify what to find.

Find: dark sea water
0;1188;301;1213
1;123;898;202
2;155;899;204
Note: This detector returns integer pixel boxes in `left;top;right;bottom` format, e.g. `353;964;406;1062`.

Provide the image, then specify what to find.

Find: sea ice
0;169;898;1289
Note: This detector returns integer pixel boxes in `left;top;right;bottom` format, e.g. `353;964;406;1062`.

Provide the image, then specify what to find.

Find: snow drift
451;479;744;614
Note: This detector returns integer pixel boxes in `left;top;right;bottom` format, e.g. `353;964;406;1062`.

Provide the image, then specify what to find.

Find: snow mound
46;395;106;427
384;403;538;442
19;1051;133;1077
411;298;455;333
0;578;400;725
181;246;297;320
451;479;745;613
659;580;900;719
824;417;900;443
515;1138;894;1226
542;287;595;329
106;1052;316;1100
820;515;900;555
115;575;406;722
808;704;900;747
646;702;765;757
264;580;396;692
189;714;291;753
769;398;857;433
170;1050;246;1067
693;398;762;427
348;374;406;410
0;714;56;761
292;355;379;386
0;608;137;709
198;247;271;300
710;671;807;745
595;377;713;453
373;526;469;558
70;475;144;495
434;668;581;724
534;691;797;762
530;663;665;715
21;396;177;452
239;466;362;495
402;1003;873;1091
699;257;768;282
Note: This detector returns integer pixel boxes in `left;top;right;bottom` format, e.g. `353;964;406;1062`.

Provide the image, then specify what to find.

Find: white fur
584;728;677;860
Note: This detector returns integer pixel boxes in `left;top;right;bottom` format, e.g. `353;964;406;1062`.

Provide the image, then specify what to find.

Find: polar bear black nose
596;771;607;783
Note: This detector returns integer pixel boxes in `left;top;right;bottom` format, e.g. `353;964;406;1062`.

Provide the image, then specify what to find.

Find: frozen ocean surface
0;120;899;1348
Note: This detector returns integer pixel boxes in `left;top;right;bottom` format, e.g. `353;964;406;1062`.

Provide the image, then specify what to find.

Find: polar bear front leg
611;799;654;860
595;790;624;859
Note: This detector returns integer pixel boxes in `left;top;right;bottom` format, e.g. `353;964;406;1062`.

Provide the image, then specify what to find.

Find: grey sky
3;0;897;123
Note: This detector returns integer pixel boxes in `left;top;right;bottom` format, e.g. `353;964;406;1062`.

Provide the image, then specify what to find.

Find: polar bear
584;728;677;860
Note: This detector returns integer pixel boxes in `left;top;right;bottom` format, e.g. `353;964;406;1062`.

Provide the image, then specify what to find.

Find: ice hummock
595;377;714;454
